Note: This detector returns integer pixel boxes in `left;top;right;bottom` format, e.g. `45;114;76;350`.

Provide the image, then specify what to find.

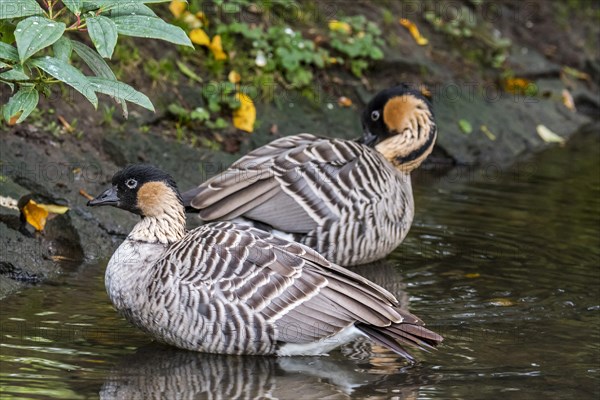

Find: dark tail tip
355;322;443;362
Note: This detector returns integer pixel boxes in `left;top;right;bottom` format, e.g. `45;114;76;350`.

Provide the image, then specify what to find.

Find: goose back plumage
182;134;414;266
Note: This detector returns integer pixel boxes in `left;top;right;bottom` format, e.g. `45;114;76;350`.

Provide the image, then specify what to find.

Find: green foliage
0;0;193;124
423;5;511;68
328;16;385;77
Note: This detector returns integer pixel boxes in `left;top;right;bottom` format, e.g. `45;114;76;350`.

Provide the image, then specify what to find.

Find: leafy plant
423;5;511;68
0;0;193;124
328;16;385;77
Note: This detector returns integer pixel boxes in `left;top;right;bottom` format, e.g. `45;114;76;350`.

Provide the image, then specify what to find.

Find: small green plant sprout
0;0;193;124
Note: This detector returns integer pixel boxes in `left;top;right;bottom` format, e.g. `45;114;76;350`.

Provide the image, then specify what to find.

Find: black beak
87;186;119;207
359;129;379;147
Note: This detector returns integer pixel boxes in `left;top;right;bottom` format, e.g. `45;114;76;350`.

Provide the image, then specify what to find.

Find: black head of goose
181;84;437;266
89;165;443;359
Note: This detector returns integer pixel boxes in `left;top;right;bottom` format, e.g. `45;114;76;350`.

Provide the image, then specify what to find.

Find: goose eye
125;178;137;189
371;110;380;121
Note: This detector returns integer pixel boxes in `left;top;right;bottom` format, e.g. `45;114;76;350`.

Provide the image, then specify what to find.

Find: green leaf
87;76;154;112
15;17;66;63
176;61;202;83
0;64;29;81
458;119;472;134
71;40;114;79
3;86;38;123
0;0;43;19
62;0;83;14
108;3;157;18
52;36;72;62
86;15;117;59
71;40;127;116
0;41;18;62
29;56;98;108
111;16;192;47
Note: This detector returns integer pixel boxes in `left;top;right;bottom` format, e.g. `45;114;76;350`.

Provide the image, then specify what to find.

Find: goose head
88;164;183;218
359;84;437;172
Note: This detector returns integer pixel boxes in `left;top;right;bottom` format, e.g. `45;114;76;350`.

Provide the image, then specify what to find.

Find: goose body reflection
100;344;425;400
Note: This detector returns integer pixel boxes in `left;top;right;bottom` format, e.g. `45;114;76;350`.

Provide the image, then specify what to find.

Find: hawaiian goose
182;85;437;266
88;164;442;359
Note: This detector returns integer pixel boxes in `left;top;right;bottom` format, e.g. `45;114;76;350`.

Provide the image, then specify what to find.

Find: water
1;131;598;399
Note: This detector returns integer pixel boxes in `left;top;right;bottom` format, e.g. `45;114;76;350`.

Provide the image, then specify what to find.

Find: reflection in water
100;344;424;400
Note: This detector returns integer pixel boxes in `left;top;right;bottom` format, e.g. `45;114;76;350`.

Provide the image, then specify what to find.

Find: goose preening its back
88;164;442;359
182;85;437;266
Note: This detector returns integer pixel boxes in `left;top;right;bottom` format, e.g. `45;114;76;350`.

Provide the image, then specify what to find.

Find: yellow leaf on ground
399;18;428;46
209;35;227;60
196;11;209;26
169;0;187;18
228;70;241;84
502;77;533;95
189;28;210;46
233;93;256;133
182;11;202;29
561;89;576;112
22;200;49;231
328;20;351;34
536;124;565;144
38;204;69;214
338;96;353;107
465;273;480;278
480;125;497;141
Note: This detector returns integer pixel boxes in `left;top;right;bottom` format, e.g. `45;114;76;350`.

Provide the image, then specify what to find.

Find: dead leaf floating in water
233;93;256;133
22;199;69;232
488;298;515;307
536;124;565;145
399;18;428;46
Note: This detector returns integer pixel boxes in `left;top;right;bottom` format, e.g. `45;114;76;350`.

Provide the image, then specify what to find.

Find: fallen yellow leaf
169;0;187;18
22;200;49;231
328;20;351;34
233;93;256;133
502;77;532;95
338;96;353;107
228;70;241;84
209;35;227;61
536;124;565;145
189;28;210;46
488;298;515;307
38;204;69;214
196;11;209;26
465;273;480;278
182;11;202;29
399;18;428;46
480;125;497;141
561;89;576;112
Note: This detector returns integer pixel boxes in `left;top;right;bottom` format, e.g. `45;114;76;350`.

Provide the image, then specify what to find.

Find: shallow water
1;131;598;399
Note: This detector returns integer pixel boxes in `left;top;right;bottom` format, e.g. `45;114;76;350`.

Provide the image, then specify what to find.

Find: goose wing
181;134;395;233
151;222;441;356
